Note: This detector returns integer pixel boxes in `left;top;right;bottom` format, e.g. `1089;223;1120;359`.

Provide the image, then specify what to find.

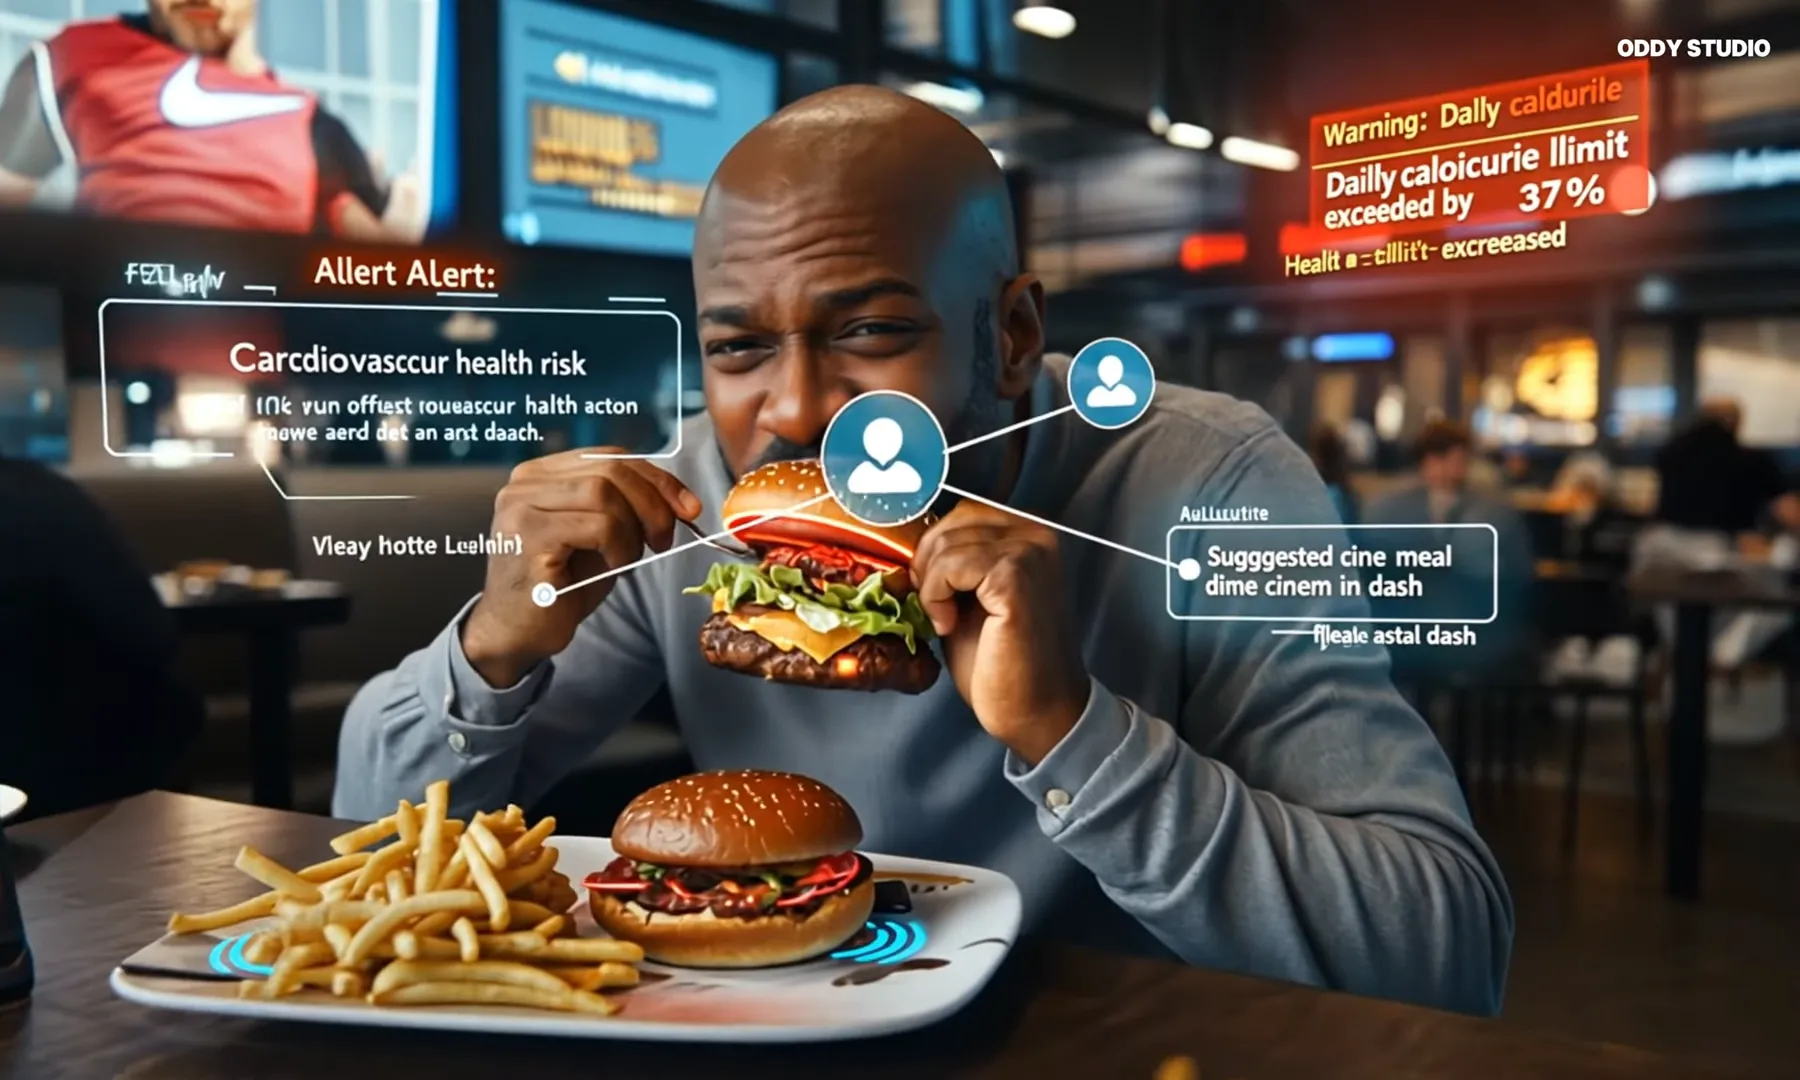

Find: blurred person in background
1309;423;1358;524
1365;421;1536;679
1637;399;1800;739
1645;398;1800;551
0;454;203;819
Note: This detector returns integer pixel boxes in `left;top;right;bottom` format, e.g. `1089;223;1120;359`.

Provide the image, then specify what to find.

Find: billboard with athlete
0;0;455;242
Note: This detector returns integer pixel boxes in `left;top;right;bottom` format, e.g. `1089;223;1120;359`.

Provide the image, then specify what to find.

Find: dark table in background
1;794;1721;1079
163;582;351;810
1627;567;1800;901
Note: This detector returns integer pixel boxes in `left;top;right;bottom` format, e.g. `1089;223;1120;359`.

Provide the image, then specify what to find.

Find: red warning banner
1308;61;1651;237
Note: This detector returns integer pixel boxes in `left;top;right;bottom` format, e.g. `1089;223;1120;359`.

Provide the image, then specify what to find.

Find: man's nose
760;352;848;449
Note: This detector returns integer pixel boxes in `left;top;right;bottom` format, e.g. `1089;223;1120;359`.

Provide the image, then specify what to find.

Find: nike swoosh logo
159;56;307;128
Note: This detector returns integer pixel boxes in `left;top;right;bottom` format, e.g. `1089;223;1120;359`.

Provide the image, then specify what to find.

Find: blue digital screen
1311;333;1396;362
500;1;779;255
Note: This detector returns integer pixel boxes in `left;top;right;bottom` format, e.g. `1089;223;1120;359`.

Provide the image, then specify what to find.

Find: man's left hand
911;501;1090;765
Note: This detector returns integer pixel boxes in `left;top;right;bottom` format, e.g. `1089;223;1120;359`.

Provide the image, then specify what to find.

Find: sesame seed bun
610;770;864;867
589;879;875;968
723;459;929;563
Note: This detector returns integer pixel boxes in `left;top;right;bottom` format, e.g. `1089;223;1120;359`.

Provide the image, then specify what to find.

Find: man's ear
995;272;1046;400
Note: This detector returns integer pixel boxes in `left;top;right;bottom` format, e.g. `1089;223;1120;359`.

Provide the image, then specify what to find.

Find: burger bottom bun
589;880;876;969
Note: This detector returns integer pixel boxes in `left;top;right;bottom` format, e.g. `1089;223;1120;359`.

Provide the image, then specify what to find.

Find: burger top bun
722;459;928;563
611;770;864;868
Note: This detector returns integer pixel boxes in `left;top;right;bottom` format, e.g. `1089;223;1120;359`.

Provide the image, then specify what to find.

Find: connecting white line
942;403;1075;454
437;290;499;298
553;492;835;598
243;284;278;294
1269;629;1314;636
259;460;414;501
538;395;1176;604
939;483;1178;570
608;296;666;304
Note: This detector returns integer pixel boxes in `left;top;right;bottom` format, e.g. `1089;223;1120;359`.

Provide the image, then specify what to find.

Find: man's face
693;187;1002;481
1422;447;1469;491
148;0;254;56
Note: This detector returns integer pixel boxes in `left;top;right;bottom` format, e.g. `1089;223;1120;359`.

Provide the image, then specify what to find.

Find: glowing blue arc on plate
208;933;275;978
830;918;928;964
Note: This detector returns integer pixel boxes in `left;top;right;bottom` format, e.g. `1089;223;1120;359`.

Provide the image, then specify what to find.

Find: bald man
336;88;1511;1014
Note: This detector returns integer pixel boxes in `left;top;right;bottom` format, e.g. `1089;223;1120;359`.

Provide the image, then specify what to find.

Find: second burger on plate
584;770;875;968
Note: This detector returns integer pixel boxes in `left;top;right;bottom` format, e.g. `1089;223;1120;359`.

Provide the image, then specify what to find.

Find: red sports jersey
40;17;324;233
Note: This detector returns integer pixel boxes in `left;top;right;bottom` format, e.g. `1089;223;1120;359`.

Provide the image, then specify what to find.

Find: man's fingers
911;522;1011;570
602;467;681;554
511;452;702;520
619;460;704;520
914;538;1014;635
514;507;645;584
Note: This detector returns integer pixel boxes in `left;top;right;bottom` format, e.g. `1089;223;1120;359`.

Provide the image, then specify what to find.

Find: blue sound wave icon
208;933;275;979
829;918;927;965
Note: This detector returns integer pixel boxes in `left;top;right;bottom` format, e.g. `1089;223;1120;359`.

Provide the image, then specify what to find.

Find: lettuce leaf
684;561;935;652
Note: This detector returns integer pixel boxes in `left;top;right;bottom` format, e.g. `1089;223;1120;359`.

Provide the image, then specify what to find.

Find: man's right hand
460;449;701;688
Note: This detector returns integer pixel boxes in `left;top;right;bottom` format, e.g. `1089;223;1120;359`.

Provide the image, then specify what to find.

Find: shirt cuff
1003;677;1131;832
427;596;554;757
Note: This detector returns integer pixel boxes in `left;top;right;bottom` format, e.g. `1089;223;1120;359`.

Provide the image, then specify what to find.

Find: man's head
692;86;1044;492
147;0;255;57
1414;420;1472;493
1700;396;1744;437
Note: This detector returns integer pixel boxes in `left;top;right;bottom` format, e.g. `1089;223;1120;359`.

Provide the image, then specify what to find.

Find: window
1611;325;1674;446
1699;319;1800;447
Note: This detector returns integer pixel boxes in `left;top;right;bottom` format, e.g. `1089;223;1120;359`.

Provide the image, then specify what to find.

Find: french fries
165;781;643;1017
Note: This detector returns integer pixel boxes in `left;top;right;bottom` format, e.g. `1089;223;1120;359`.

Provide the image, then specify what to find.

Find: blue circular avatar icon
1069;337;1156;429
821;391;948;527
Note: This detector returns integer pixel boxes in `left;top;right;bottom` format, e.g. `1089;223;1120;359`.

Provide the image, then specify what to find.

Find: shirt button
1044;788;1072;814
447;731;468;754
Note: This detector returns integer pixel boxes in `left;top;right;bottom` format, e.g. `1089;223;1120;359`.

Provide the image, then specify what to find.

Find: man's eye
705;339;767;357
843;321;913;337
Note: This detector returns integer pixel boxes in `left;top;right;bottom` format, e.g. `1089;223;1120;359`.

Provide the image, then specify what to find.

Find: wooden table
164;582;351;809
0;794;1720;1079
1628;567;1800;901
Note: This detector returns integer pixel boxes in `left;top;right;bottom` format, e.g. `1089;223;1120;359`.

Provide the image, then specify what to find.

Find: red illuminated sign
1179;233;1248;271
1308;61;1651;238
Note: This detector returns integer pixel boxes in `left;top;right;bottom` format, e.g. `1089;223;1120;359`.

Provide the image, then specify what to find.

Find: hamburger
583;770;875;968
684;459;940;694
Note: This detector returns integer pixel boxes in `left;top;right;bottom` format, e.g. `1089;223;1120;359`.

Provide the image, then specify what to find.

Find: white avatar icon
1084;354;1138;409
845;417;923;495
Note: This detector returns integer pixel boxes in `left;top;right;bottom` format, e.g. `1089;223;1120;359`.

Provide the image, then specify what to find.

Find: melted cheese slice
713;589;863;664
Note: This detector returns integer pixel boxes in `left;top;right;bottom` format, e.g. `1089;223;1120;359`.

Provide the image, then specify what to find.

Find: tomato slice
582;870;649;892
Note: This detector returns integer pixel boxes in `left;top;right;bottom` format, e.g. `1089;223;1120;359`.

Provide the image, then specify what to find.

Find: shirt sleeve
311;107;388;230
1002;428;1514;1016
332;573;668;821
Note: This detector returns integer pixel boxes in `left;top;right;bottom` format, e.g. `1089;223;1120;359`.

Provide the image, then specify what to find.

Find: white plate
0;786;25;823
111;836;1020;1043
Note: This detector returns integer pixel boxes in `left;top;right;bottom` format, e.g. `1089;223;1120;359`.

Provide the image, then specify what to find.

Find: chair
1536;569;1658;853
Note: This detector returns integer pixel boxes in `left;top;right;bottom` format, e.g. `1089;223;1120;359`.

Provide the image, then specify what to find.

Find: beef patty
699;612;941;694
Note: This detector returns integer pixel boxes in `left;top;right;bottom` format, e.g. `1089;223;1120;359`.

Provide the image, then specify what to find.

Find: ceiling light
901;80;985;115
1221;136;1299;171
1147;106;1170;136
1013;5;1076;39
1165;122;1213;151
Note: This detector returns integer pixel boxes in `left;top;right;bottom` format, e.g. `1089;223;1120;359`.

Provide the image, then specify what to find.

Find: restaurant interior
5;0;1800;1076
